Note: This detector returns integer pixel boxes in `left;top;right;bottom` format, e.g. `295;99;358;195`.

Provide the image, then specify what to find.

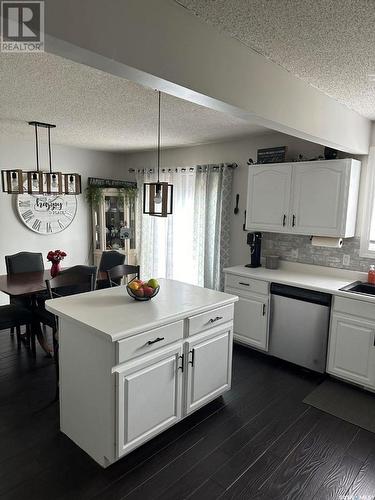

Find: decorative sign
257;146;287;164
17;194;77;234
88;177;137;189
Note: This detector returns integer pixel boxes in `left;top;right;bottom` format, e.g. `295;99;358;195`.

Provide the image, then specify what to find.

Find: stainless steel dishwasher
269;283;332;373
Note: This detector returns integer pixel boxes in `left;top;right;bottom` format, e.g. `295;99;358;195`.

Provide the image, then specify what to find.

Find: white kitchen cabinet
232;293;268;351
116;344;183;457
246;164;292;232
246;159;360;237
291;161;352;236
225;274;269;351
328;312;375;389
185;328;232;414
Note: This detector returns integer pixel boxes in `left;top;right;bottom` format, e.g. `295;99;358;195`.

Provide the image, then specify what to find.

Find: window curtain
136;164;234;290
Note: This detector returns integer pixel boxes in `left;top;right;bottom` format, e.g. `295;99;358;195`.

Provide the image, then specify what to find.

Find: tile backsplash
262;233;375;272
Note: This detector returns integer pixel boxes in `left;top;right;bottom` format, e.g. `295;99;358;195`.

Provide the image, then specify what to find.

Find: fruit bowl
126;279;160;301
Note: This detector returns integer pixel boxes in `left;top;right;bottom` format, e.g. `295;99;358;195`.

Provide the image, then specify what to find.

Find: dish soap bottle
368;265;375;284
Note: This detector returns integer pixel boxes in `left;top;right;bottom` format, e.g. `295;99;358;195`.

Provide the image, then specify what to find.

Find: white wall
122;131;367;267
43;0;371;154
0;137;128;303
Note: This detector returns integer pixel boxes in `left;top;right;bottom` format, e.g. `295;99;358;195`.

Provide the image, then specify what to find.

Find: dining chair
5;251;44;274
99;251;126;272
0;304;32;349
5;251;44;344
35;265;97;399
97;251;126;289
107;264;140;287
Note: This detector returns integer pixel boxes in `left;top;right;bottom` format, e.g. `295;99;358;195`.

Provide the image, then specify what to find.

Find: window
360;147;375;257
136;165;233;290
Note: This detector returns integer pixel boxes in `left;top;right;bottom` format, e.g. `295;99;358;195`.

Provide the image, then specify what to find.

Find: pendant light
143;91;173;217
1;121;81;195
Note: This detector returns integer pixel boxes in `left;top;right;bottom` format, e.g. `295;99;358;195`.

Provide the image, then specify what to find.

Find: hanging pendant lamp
1;121;81;195
143;91;173;217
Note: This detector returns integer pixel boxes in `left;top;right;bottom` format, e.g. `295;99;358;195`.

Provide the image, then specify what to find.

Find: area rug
303;378;375;433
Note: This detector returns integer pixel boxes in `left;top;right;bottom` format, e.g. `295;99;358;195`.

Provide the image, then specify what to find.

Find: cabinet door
328;314;375;388
231;291;268;351
291;162;347;236
246;165;292;232
116;345;183;457
185;329;232;415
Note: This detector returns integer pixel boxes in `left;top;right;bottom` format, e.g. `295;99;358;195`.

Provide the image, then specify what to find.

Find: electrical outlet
343;254;350;266
291;249;298;259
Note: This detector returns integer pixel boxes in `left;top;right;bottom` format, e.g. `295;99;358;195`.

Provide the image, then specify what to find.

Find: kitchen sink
340;281;375;296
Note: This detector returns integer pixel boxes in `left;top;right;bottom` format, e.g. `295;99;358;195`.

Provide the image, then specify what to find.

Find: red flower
47;249;67;263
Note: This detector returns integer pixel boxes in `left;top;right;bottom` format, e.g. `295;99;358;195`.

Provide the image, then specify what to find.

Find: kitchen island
46;279;238;467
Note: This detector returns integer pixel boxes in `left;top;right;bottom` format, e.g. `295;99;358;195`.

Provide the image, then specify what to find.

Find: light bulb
11;172;18;190
154;185;162;205
154;192;162;205
32;173;39;190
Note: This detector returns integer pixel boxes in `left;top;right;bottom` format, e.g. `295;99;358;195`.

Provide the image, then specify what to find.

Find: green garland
85;185;138;207
118;186;138;203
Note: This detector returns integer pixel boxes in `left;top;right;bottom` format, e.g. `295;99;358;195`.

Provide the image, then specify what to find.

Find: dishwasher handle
270;283;332;307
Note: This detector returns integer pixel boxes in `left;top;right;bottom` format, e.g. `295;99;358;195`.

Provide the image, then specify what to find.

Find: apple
147;278;159;289
128;281;141;291
143;285;154;297
134;287;145;297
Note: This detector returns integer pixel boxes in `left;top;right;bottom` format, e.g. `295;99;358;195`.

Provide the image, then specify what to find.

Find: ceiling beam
43;0;371;154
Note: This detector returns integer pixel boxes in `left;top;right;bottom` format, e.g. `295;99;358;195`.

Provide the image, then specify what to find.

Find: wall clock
17;194;77;234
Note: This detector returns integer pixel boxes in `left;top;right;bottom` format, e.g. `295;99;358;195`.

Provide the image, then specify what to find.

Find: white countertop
224;261;375;303
46;278;238;341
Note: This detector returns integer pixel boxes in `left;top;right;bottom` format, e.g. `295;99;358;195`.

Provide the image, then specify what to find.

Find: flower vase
50;261;61;278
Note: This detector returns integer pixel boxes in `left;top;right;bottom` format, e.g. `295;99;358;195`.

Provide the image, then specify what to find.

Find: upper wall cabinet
246;159;361;238
246;164;292;232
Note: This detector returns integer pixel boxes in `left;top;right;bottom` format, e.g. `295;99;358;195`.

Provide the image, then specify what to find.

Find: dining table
0;269;108;354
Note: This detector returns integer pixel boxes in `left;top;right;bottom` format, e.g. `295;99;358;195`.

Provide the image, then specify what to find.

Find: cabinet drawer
334;296;375;322
188;304;233;336
117;321;184;364
225;274;268;295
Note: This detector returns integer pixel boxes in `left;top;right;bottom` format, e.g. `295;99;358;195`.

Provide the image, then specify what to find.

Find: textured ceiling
0;52;266;152
176;0;375;119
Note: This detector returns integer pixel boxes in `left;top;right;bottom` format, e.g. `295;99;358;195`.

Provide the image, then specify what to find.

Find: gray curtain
194;164;233;290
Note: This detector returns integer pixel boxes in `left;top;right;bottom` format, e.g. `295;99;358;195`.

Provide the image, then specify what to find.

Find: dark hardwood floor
1;330;375;500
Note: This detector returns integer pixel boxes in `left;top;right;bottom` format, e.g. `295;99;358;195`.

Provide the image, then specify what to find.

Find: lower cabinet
115;325;233;459
225;287;268;351
185;328;232;414
116;344;183;457
328;313;375;389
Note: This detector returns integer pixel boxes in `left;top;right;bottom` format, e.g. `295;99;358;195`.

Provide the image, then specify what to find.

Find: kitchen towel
311;236;343;248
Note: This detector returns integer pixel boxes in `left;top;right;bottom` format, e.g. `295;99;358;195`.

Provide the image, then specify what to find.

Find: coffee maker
245;232;262;268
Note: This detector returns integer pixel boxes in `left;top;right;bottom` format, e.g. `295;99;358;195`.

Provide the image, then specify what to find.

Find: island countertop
46;278;238;341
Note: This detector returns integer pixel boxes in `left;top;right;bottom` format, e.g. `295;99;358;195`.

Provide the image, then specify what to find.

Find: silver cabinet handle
282;214;286;226
262;304;266;316
209;316;223;323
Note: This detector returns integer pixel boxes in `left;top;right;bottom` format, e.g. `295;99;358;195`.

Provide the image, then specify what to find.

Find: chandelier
143;91;173;217
1;121;82;195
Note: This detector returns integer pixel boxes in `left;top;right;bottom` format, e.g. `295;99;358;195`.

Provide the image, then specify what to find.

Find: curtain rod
128;163;238;173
